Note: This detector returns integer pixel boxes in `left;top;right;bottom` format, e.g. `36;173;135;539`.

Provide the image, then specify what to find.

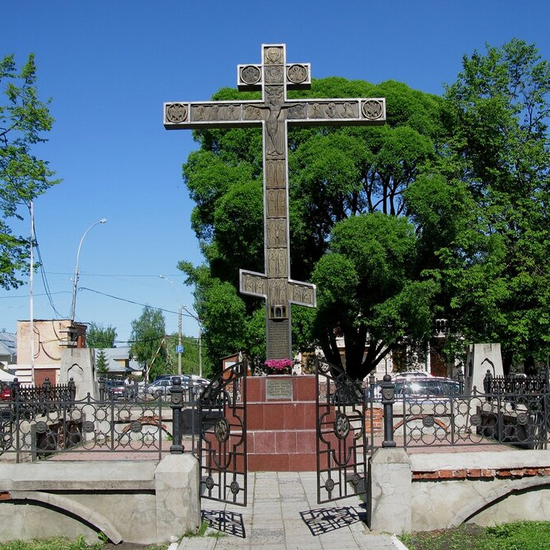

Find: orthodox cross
164;44;386;360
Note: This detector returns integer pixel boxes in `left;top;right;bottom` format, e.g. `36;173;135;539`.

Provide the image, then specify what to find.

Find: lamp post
159;275;183;376
70;218;107;323
182;305;203;378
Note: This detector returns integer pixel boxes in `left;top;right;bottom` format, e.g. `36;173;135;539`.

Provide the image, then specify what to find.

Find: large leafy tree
408;39;550;370
312;213;439;379
179;78;445;376
86;322;117;349
0;54;59;289
129;306;168;380
180;40;550;376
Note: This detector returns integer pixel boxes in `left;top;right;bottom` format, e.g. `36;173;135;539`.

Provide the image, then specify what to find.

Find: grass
0;537;165;550
399;521;550;550
0;538;102;550
183;520;225;539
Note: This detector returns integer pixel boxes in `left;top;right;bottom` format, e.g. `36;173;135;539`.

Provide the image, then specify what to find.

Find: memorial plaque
266;378;293;400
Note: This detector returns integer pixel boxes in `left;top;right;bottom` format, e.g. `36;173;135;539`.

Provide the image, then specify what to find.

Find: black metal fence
0;377;207;462
366;372;550;450
3;372;550;462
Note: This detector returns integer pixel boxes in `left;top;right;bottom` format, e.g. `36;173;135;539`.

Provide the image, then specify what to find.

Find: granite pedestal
247;375;317;471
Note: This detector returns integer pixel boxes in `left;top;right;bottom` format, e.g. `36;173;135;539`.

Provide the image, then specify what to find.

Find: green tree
95;349;109;377
410;39;550;370
179;77;444;377
180;43;550;377
129;306;168;380
86;322;117;348
0;54;59;289
312;213;438;378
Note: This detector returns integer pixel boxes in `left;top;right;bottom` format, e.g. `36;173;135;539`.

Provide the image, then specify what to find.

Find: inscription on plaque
266;378;293;400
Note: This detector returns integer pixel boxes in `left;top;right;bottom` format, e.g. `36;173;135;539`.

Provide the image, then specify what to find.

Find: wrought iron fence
12;377;76;406
365;373;550;450
483;370;550;394
0;377;209;462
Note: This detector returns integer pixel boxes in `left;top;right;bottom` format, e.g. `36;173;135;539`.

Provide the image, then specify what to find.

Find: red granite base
247;375;318;471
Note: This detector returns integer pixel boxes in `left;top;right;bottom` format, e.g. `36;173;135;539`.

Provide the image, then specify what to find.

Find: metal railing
0;377;207;462
365;373;550;450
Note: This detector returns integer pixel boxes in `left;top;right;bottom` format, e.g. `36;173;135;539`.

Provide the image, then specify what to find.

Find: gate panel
316;358;368;504
199;359;247;506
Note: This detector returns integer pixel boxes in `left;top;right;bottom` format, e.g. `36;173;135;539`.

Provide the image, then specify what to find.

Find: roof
0;331;17;358
95;347;142;373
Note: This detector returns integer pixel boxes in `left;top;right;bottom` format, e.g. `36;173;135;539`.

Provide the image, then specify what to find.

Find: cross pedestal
247;375;317;471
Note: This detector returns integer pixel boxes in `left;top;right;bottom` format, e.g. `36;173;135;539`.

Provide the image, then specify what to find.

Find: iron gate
316;357;368;503
199;358;248;506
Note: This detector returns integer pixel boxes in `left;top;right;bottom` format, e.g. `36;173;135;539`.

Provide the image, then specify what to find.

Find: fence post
457;368;464;393
170;377;184;454
483;369;493;394
68;378;76;401
99;377;106;400
380;374;396;448
11;378;20;400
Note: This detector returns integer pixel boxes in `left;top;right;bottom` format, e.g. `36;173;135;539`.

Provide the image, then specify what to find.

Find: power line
33;218;65;318
78;287;198;319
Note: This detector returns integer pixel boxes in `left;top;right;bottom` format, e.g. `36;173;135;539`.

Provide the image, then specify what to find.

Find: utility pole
29;201;35;384
177;305;183;376
160;275;183;376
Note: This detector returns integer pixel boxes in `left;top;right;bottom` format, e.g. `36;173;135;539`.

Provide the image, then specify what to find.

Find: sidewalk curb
391;534;410;550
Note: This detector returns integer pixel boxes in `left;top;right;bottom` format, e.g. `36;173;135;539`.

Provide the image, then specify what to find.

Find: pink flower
264;358;293;370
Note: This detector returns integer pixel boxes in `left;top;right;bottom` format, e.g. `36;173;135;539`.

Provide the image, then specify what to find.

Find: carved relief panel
266;189;287;218
266;219;287;248
267;249;287;278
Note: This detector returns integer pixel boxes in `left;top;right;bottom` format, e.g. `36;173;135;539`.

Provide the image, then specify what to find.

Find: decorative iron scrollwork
334;412;351;439
35;421;48;434
82;421;94;433
214;417;230;443
230;480;240;495
422;416;435;428
205;476;215;490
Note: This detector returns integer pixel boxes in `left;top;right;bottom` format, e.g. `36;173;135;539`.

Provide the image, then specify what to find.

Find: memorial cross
164;44;386;360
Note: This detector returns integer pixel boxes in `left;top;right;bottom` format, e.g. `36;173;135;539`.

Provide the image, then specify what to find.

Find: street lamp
159;275;183;376
70;218;107;323
182;306;203;378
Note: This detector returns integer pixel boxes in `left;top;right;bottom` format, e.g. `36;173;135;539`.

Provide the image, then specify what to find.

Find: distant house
95;347;142;377
0;330;17;370
13;319;86;385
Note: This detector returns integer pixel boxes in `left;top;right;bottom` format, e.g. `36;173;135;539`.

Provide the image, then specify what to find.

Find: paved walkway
178;471;407;550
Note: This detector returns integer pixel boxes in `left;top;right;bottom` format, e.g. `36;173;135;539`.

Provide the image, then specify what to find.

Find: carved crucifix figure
164;44;386;360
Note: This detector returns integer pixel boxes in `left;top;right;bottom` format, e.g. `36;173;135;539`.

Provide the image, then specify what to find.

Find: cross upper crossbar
164;44;386;360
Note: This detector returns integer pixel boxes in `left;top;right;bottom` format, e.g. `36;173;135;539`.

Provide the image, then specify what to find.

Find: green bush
400;522;550;550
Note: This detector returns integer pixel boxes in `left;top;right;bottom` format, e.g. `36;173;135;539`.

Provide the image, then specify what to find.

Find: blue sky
1;0;550;344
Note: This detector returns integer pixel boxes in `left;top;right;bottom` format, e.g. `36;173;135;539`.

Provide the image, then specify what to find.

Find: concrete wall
368;448;550;534
0;455;200;544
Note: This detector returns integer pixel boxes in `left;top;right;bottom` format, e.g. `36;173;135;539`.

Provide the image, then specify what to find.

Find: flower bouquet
264;358;293;375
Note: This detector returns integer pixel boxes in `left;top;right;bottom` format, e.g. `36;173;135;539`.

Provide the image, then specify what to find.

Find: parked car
144;375;211;398
105;379;127;400
366;377;461;401
394;377;461;399
144;378;175;397
0;382;13;401
392;371;434;380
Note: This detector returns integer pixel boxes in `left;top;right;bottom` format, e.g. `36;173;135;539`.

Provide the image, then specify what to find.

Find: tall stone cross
164;44;386;360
